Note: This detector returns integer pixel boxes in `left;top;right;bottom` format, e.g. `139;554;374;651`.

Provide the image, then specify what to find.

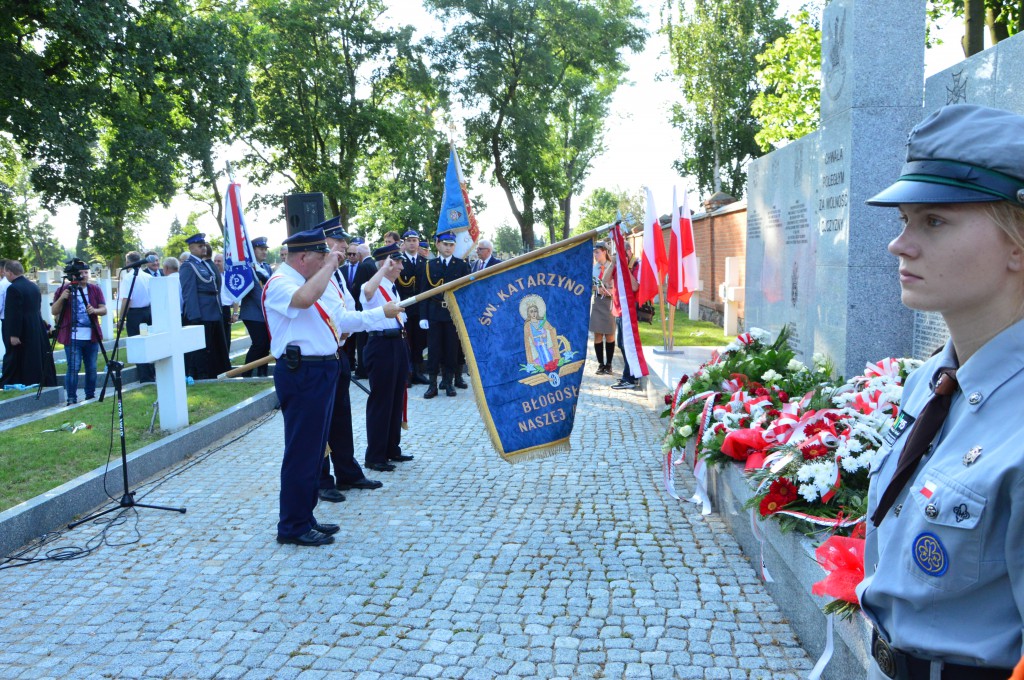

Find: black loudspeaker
283;192;326;235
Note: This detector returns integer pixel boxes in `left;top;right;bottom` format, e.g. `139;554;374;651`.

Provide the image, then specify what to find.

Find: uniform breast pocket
904;470;986;593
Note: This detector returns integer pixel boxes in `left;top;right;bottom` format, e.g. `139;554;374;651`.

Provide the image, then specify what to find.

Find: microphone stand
70;264;185;528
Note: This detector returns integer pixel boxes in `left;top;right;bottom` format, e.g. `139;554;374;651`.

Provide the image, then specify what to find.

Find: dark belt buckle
872;631;897;679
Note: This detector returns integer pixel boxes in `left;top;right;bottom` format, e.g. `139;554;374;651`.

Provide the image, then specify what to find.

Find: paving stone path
0;367;813;679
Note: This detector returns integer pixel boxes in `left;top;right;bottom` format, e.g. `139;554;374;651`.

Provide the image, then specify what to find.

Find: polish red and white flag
637;187;668;305
667;186;698;305
611;222;649;379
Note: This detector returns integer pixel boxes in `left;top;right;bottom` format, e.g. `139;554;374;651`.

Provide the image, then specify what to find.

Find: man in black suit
0;260;50;388
417;231;470;398
472;239;502;272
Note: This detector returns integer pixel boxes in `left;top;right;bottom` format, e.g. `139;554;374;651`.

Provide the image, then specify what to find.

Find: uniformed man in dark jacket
179;233;229;379
417;230;470;398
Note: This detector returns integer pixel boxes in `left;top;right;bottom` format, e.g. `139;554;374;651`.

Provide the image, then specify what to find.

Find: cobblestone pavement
0;366;813;679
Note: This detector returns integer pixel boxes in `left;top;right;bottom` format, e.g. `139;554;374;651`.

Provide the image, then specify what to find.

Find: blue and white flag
223;181;256;301
436;147;480;260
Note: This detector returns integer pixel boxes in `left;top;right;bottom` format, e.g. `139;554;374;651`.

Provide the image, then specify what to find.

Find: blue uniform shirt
859;317;1024;669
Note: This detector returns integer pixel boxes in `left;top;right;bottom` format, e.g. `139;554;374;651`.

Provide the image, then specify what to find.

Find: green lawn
636;308;729;348
0;381;271;512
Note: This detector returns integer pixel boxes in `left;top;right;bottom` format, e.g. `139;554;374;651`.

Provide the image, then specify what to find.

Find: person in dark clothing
0;260;53;388
239;236;273;377
417;231;470;398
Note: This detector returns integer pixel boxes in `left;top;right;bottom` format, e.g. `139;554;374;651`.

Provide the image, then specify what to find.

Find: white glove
419;319;429;330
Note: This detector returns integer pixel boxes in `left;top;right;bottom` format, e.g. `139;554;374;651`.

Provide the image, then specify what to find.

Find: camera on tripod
63;258;89;282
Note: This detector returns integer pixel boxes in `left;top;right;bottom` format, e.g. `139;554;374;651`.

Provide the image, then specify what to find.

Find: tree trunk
963;0;985;56
986;7;1010;43
520;187;536;251
559;195;572;240
712;118;722;195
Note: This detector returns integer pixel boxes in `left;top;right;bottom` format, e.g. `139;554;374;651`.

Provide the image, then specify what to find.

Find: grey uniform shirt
858;316;1024;669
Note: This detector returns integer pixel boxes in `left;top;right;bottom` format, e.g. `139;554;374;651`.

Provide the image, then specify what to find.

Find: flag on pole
667;186;698;305
611;222;648;379
223;181;256;301
637;187;668;305
445;239;591;462
437;146;481;260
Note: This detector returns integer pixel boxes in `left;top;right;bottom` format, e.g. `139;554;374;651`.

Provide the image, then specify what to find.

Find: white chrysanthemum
840;455;862;473
702;428;717;445
787;358;806;372
677;425;693;438
796;465;815;482
799;483;820;503
680;382;693;396
761;369;782;383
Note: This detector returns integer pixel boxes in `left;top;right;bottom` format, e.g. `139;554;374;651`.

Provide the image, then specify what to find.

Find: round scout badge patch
913;532;948;576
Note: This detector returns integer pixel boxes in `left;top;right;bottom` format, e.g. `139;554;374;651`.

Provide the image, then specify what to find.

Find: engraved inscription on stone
748;212;764;241
818;146;848;234
785;202;810;245
791;261;800;307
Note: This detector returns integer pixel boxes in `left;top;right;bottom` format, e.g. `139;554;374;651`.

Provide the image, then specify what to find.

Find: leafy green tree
574;187;644;236
929;0;1020;55
428;0;645;250
241;0;427;230
665;0;787;198
493;223;525;256
751;10;821;152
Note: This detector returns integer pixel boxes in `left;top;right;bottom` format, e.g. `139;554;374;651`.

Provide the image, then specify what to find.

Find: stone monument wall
746;0;926;377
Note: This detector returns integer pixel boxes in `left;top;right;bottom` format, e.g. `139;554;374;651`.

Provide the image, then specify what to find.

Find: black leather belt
368;329;405;338
871;629;1011;680
283;352;338;362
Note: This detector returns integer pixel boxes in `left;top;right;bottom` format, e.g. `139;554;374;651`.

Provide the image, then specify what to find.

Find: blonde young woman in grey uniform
858;105;1024;679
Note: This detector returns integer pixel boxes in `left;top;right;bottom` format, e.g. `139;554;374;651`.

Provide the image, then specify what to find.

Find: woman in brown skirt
590;242;616;374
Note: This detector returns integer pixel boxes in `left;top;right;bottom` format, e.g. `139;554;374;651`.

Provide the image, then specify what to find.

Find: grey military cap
867;104;1024;207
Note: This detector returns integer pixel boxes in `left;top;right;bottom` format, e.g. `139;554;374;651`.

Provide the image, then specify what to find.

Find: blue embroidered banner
447;239;593;462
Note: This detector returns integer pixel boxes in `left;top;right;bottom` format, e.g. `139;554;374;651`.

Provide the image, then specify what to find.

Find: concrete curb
0;386;279;558
0;387;65;421
644;364;870;680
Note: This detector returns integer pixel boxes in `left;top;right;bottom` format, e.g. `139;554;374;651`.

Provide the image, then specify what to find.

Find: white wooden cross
718;256;744;337
125;274;205;431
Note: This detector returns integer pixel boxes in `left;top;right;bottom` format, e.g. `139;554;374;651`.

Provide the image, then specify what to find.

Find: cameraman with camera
52;259;106;405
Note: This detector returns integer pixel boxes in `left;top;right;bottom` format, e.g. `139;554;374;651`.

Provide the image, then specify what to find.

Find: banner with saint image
446;239;593;462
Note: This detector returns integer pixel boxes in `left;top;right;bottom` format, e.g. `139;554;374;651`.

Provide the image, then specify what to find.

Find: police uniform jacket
858;317;1024;669
417;255;470;323
239;261;274;323
262;263;385;359
396;252;422;300
179;257;222;322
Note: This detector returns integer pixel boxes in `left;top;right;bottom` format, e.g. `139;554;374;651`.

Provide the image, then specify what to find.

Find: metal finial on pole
225;161;236;183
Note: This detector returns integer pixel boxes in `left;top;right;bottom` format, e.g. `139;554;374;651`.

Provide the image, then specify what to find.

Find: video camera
63;258;89;283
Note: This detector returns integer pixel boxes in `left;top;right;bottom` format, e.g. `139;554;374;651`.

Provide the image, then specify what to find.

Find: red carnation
759;494;785;516
776;390;789;402
755;387;770;397
768;477;799;504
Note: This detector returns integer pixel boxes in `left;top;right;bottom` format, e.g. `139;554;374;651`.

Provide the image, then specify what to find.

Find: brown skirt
589;295;615;334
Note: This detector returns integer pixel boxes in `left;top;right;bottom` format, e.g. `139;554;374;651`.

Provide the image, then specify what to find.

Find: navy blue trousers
320;352;367;488
426;320;459;378
274;357;339;538
364;335;409;466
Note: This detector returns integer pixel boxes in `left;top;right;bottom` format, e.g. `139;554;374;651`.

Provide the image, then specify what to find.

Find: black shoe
353;371;368;380
367;463;397;472
389;454;414;462
277;529;334;546
454;377;468;389
424;384;438;399
312;521;340;535
445;384;457;397
338;478;383;490
318;488;346;502
611;380;638;390
411;373;430;385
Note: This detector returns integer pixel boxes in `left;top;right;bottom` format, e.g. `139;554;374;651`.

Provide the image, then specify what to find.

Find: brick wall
625;201;747;327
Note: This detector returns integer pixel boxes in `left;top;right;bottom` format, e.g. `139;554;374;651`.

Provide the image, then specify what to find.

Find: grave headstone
744;0;926;377
125;274;205;431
